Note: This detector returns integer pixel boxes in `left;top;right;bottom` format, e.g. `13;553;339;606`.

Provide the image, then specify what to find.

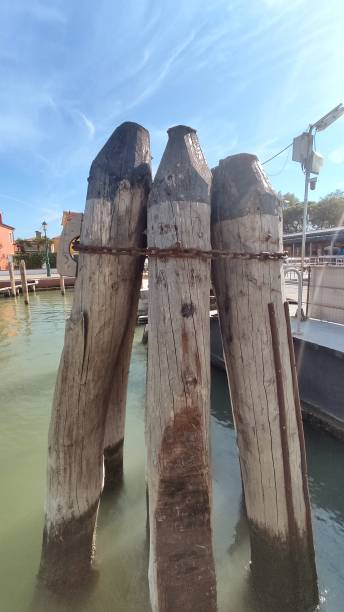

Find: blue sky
1;0;344;238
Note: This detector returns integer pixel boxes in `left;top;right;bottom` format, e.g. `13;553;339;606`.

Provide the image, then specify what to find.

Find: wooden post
60;275;65;295
8;260;16;297
19;259;29;304
211;154;318;611
103;270;143;490
39;122;151;589
146;125;217;612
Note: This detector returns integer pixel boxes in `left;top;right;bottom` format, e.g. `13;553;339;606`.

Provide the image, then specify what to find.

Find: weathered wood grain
146;125;217;612
211;154;318;611
40;122;151;589
8;260;16;297
103;270;143;490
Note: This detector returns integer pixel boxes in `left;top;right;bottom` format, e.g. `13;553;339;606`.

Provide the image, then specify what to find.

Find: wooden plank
146;125;217;612
39;122;151;589
211;154;318;611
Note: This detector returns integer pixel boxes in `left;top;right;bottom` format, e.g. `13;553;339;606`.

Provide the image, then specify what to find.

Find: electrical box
292;132;313;164
309;151;324;174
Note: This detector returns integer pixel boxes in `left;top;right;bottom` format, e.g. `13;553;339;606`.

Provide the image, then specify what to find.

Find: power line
267;147;291;177
262;143;293;165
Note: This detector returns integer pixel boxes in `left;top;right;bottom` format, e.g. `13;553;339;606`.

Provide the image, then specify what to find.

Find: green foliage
280;192;300;208
283;204;304;233
309;190;344;229
13;251;56;270
13;252;45;269
282;189;344;234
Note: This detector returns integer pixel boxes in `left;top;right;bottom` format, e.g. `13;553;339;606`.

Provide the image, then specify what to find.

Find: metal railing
284;266;303;333
287;255;344;267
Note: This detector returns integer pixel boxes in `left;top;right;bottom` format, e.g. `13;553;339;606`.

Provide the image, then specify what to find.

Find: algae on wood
146;125;217;612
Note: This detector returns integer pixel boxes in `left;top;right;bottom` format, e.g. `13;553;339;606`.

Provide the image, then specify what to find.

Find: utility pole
300;132;312;277
293;103;344;297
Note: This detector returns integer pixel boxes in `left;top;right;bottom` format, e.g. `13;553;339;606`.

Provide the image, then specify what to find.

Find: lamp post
293;103;344;294
42;220;51;277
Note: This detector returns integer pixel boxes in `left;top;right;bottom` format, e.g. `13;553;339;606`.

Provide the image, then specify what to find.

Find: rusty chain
74;243;288;261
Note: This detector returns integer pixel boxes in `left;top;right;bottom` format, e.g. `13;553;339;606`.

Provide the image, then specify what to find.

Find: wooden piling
39;122;151;589
146;125;217;612
8;260;16;297
103;270;143;490
19;259;29;304
211;154;318;611
60;275;65;295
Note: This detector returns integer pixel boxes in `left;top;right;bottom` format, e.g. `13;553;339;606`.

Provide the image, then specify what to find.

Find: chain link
74;243;287;261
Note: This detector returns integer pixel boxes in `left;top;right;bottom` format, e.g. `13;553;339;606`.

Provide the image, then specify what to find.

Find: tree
280;192;300;208
283;203;304;233
309;190;344;229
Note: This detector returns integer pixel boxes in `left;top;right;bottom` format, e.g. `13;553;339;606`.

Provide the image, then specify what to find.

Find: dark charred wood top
211;153;280;223
150;125;211;206
87;122;152;198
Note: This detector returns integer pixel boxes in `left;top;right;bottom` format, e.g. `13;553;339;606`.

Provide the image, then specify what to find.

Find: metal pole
300;170;310;278
44;227;51;277
300;128;313;304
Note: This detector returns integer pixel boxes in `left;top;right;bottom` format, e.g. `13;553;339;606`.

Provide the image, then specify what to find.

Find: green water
0;291;343;611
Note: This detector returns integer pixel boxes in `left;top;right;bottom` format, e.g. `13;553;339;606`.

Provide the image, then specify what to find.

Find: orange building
0;213;15;270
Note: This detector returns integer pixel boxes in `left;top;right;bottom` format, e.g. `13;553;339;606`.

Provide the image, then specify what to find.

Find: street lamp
292;103;344;291
42;220;51;277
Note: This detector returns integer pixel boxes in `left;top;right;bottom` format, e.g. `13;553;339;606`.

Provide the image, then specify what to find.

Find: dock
0;280;38;297
210;311;344;438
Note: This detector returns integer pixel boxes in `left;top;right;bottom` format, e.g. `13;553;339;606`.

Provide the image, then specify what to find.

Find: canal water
0;291;343;612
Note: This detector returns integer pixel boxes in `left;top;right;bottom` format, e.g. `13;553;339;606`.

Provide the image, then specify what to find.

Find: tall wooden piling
59;275;65;295
146;125;217;612
211;154;318;611
40;122;151;589
103;270;143;489
19;259;29;304
8;260;16;297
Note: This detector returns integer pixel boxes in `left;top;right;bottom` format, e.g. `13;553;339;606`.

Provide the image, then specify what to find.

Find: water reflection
0;294;344;611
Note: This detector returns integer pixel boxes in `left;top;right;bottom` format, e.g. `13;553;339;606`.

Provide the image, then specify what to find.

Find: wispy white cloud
125;30;197;112
41;207;64;224
79;112;95;139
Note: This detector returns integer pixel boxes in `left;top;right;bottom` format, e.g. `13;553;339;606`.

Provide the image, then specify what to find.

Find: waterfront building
51;211;80;254
0;212;15;270
284;226;344;257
